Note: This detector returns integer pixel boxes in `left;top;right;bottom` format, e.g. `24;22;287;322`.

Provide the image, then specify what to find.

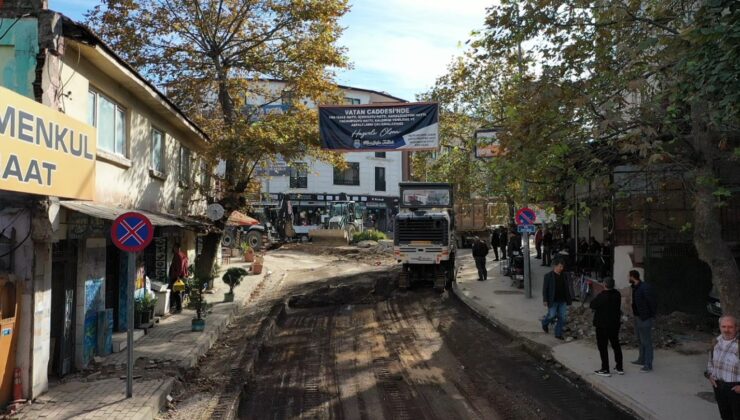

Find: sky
49;0;492;101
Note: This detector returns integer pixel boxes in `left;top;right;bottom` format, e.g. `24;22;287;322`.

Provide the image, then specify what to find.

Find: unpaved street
239;264;635;420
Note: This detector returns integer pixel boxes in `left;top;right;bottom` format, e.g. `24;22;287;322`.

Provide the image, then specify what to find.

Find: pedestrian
629;269;658;372
496;227;505;260
472;236;489;281
542;227;553;267
490;228;500;261
168;243;189;313
534;226;543;259
590;277;623;377
506;230;520;276
706;315;740;420
541;258;572;340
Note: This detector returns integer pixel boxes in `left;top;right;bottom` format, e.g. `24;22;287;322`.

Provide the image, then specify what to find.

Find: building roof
261;78;407;103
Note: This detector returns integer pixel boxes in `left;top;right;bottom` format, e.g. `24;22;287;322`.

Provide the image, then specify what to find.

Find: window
333;162;360;186
375;167;386;191
374;152;386;158
179;146;191;186
289;163;308;189
200;159;211;189
88;90;126;156
344;97;361;105
151;128;165;174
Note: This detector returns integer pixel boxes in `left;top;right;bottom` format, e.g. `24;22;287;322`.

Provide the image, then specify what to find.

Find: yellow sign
0;86;96;200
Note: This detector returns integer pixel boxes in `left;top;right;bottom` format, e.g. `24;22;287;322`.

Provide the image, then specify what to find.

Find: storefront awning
60;201;207;228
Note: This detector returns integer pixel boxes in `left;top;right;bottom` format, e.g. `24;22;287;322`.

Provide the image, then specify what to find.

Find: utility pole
515;15;532;298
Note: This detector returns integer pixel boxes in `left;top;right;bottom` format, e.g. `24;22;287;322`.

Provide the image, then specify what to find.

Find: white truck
394;182;456;291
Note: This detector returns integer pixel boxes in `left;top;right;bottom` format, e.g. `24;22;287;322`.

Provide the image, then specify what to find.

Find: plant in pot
187;266;214;331
250;253;264;275
241;242;255;262
222;267;248;302
134;293;157;327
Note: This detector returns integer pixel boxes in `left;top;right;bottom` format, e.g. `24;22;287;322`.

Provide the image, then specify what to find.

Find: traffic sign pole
515;207;537;299
111;212;154;399
126;251;135;398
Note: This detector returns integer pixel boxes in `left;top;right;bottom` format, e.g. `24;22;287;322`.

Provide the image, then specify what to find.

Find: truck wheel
246;230;263;251
346;226;356;245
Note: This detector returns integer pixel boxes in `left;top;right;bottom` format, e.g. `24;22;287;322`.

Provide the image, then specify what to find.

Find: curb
450;282;646;420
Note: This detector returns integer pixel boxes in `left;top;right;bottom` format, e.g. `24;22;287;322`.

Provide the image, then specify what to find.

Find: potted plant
241;242;255;262
134;293;157;327
187;264;215;331
222;267;248;302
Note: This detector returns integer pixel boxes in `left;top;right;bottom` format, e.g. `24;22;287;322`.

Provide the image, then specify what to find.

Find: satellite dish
206;203;225;221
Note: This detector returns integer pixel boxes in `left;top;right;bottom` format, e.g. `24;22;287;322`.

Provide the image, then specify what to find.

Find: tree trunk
195;231;222;282
692;163;740;318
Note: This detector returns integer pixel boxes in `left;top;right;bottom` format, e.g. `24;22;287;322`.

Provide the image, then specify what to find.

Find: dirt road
240;288;635;420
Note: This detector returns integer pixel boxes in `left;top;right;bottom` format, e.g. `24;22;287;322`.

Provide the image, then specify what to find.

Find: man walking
542;227;553;267
499;227;507;263
168;243;189;313
630;270;658;372
472;236;489;281
707;315;740;420
590;277;623;376
541;258;572;340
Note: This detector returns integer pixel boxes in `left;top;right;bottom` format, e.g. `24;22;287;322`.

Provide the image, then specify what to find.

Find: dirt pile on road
279;242;396;265
288;267;400;308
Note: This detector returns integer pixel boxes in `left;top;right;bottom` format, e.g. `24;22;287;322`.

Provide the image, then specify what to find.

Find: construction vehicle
238;195;295;250
308;201;365;245
454;200;509;247
394;182;456;292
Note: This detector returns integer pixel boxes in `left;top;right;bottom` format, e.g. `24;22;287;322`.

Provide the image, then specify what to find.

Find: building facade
0;2;211;403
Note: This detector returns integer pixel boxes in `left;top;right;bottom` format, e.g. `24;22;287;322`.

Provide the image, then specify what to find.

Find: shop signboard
0;86;96;199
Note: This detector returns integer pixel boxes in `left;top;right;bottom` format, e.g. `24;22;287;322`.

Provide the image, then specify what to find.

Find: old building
0;2;211;403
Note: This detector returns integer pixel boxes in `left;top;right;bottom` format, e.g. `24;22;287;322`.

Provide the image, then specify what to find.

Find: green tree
85;0;350;277
480;0;740;314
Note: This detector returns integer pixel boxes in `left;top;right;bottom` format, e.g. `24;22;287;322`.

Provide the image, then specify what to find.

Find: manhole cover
494;290;524;295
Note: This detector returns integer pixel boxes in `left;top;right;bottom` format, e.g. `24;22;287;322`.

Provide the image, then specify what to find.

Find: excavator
308;201;365;245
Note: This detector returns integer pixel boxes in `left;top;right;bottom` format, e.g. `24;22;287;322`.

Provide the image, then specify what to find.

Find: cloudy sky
50;0;491;101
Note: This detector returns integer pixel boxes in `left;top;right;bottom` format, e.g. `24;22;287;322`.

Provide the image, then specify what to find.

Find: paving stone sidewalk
14;260;267;420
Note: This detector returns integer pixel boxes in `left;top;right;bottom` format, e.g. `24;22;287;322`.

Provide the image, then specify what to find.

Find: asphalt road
239;286;636;420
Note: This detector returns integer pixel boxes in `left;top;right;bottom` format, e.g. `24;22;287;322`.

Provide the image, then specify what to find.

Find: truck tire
246;230;263;251
346;226;356;245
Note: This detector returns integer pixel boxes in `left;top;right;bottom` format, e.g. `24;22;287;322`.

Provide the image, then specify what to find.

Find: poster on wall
319;102;439;152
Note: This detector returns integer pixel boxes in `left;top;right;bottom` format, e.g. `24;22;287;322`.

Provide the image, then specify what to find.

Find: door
50;241;77;377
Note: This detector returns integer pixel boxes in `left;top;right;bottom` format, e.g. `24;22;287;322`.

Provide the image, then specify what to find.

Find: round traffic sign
515;207;537;225
111;212;154;252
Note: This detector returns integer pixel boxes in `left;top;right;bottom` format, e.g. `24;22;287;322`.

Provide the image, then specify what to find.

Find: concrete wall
613;245;644;289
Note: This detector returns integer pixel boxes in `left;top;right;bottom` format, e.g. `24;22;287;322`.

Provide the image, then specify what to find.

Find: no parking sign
111;212;154;252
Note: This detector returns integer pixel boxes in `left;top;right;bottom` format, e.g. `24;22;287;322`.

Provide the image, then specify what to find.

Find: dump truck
308;201;365;245
454;200;509;248
394;182;456;291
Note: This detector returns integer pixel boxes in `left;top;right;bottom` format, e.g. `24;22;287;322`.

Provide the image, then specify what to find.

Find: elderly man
707;315;740;420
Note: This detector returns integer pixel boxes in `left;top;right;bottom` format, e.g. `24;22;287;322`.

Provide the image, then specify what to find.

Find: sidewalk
453;249;718;420
15;259;269;420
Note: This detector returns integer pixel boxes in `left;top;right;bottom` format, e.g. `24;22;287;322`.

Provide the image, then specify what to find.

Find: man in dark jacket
590;277;623;376
630;270;658;372
534;226;543;259
542;228;553;267
472;237;489;281
541;258;572;340
490;229;500;261
499;228;507;262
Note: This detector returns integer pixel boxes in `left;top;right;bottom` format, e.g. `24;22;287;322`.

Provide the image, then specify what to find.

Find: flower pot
244;250;255;263
224;292;234;302
191;318;206;332
134;311;143;328
140;310;151;325
250;262;263;275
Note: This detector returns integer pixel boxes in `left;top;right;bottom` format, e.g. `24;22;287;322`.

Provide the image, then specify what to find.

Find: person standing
168;243;189;313
706;315;740;420
541;258;572;340
490;229;500;261
590;277;623;376
499;227;507;263
534;226;543;259
630;270;658;372
542;227;553;267
472;237;489;281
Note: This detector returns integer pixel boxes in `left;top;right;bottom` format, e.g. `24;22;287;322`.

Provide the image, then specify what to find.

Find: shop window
289;163;308;188
375;167;386;191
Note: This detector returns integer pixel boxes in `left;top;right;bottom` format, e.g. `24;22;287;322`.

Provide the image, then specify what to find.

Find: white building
256;81;410;233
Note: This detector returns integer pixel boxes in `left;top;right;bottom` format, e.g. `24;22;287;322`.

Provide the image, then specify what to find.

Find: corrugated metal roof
60;201;186;227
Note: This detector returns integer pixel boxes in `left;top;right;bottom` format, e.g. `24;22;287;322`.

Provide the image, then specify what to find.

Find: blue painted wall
0;18;39;98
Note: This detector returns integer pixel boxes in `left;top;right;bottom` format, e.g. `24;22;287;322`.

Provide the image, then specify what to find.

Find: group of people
539;262;739;420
